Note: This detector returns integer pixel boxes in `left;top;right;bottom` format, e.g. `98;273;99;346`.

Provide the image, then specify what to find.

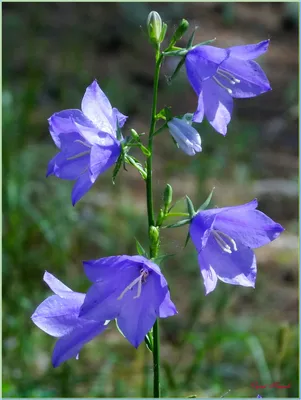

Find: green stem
146;48;163;398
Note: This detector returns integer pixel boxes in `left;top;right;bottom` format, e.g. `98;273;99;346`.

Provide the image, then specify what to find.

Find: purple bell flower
189;199;284;294
79;255;178;348
47;80;127;205
31;272;107;367
185;40;271;135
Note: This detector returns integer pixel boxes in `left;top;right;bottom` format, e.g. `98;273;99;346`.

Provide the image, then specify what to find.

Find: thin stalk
146;48;164;398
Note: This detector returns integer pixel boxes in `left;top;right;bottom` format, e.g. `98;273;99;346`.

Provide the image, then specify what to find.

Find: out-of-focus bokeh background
3;2;299;398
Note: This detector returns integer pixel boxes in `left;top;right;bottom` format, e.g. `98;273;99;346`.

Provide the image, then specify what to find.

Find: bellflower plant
185;40;271;134
47;80;127;205
189;199;284;294
32;11;284;398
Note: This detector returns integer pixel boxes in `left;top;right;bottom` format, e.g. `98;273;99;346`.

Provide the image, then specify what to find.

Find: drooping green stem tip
146;48;163;398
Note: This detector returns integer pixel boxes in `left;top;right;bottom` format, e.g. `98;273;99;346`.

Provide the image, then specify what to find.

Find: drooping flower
31;272;107;367
185;40;271;135
79;255;178;348
189;199;284;295
47;80;127;205
167;117;202;156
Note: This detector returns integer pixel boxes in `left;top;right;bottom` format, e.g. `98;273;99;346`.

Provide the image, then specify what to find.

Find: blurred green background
2;2;299;398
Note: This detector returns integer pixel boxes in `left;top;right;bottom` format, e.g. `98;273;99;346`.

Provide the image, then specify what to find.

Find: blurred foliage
2;2;298;398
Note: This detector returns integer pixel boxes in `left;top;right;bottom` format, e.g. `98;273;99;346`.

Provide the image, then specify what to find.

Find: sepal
196;187;215;212
144;331;153;352
186;195;196;218
165;218;191;229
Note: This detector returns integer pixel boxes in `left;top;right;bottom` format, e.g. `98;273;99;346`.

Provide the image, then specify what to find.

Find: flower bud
163;184;173;211
147;11;164;46
156;208;165;227
149;225;160;256
167;118;202;156
130;129;140;141
171;19;189;43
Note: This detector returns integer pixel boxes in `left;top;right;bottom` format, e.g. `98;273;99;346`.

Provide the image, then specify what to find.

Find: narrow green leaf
197;187;215;212
135;238;148;257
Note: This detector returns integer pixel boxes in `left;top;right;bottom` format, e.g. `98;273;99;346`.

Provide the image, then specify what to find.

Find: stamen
74;139;92;148
118;268;149;300
215;230;238;251
212;230;237;253
66;150;91;161
117;276;142;300
212;76;233;94
134;278;142;299
217;68;241;84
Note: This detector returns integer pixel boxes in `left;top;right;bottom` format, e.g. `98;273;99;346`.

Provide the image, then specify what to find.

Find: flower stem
146;47;163;398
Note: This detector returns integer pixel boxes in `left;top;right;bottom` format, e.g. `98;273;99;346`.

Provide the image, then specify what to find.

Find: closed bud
167;118;202;156
171;19;189;43
147;11;163;46
130;129;140;141
156;209;165;226
163;184;173;211
149;225;160;256
149;225;159;243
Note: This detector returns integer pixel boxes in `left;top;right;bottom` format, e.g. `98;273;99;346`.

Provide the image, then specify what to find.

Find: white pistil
212;230;238;254
212;76;233;94
118;269;149;300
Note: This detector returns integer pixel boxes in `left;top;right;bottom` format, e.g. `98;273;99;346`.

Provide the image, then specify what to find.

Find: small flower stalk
32;10;285;399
